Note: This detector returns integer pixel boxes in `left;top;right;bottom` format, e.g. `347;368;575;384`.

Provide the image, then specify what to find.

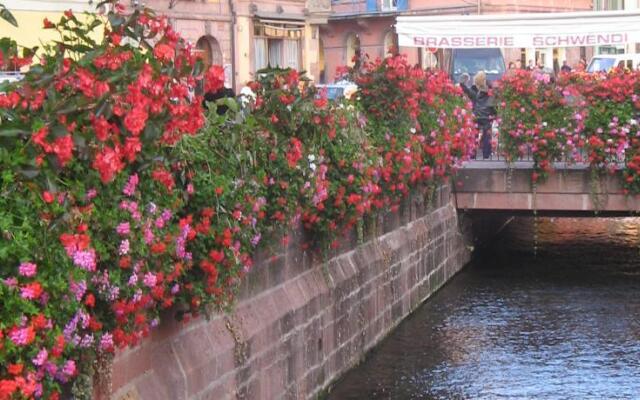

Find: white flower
308;154;316;162
630;119;638;126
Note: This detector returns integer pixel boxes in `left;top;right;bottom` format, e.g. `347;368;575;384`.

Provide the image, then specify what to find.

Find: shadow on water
325;217;640;400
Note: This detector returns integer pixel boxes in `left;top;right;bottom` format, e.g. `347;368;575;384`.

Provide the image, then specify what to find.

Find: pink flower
116;222;130;236
18;262;37;277
73;249;97;271
20;282;43;300
123;174;139;196
3;277;18;288
119;239;130;255
85;188;98;201
62;360;76;377
32;348;48;366
8;326;35;346
100;333;114;351
144;226;154;244
143;272;157;288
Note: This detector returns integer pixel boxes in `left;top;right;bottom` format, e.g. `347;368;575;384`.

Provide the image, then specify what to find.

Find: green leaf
220;97;239;113
17;168;39;179
143;121;161;141
108;13;125;29
0;5;18;27
51;124;68;138
0;128;28;137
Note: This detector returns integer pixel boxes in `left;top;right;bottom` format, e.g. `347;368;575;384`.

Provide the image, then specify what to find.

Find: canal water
326;217;640;399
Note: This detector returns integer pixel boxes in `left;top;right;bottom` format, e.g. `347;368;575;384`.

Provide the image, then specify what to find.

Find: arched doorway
196;36;223;68
345;33;360;68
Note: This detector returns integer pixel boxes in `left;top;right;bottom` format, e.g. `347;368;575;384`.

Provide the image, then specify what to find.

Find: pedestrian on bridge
459;71;496;159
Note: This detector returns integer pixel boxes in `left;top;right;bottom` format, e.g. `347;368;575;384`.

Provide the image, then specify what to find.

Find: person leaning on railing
459;71;496;159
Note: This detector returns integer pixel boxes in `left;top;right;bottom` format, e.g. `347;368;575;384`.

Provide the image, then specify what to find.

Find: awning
396;10;640;48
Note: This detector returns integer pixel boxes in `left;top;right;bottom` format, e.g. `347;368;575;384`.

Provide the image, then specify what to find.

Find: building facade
0;0;330;91
594;0;639;54
321;0;600;83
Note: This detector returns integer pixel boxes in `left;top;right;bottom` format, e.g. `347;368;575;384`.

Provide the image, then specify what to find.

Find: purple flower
69;280;87;302
33;348;48;366
171;284;180;294
18;262;37;277
251;233;262;246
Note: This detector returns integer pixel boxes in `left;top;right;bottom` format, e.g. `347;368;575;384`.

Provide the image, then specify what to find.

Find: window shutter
397;0;408;11
366;0;378;12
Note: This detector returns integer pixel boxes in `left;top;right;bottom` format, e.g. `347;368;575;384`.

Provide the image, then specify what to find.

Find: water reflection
326;218;640;400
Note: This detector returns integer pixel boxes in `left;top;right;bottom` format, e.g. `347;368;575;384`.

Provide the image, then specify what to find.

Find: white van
587;54;640;73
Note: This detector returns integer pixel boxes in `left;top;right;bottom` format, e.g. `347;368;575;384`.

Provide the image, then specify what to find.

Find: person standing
526;59;535;71
460;71;496;160
561;60;572;73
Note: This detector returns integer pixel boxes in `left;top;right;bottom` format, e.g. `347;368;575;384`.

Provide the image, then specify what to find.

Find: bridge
454;160;640;216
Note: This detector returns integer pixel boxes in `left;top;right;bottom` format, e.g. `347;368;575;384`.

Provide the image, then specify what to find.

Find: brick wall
107;185;472;400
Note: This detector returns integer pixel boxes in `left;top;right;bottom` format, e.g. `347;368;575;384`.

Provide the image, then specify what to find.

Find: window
384;31;398;56
254;21;303;72
346;33;360;67
381;0;397;11
594;0;624;10
196;36;223;69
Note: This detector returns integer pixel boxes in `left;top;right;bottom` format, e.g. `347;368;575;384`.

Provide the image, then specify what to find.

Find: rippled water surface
326;218;640;400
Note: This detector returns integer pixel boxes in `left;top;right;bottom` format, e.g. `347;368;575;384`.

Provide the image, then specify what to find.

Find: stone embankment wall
108;186;474;400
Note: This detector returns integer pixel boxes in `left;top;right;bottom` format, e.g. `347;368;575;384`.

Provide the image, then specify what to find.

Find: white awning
396;10;640;48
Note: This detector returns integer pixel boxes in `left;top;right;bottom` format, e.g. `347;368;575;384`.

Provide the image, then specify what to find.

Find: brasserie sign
397;11;640;49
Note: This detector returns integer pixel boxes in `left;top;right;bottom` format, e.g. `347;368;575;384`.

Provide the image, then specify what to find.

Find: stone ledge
109;187;471;400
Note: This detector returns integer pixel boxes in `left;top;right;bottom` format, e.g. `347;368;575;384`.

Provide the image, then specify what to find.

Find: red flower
92;145;124;182
51;135;74;166
7;364;23;376
43;18;55;29
204;65;225;94
85;293;95;308
285;137;303;168
91;115;111;141
151;166;175;192
59;233;90;255
151;242;166;254
123;136;142;162
42;191;54;204
0;380;18;399
153;43;175;63
123;107;148;136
